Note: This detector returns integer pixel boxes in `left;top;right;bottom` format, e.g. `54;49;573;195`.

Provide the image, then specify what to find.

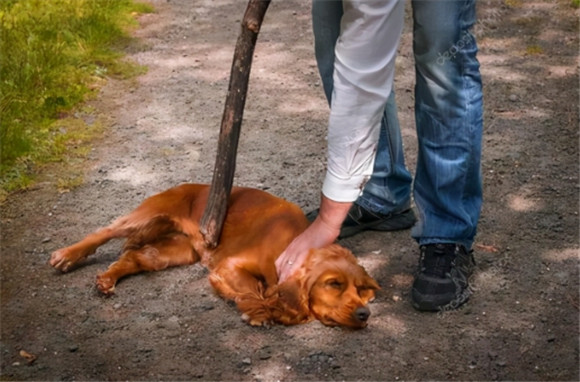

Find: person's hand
276;195;352;283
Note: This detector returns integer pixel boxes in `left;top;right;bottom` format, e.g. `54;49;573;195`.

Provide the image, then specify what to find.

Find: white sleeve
322;0;405;202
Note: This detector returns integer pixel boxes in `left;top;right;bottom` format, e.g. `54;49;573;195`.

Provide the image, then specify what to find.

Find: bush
0;0;152;191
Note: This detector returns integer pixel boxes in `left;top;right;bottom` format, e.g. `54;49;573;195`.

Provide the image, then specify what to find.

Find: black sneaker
411;243;475;312
305;203;416;239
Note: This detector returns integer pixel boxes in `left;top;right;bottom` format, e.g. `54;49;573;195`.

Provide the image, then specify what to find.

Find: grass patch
525;44;544;55
0;0;153;195
504;0;523;7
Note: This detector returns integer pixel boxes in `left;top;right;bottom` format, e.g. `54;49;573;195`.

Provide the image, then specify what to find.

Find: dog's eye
326;279;343;289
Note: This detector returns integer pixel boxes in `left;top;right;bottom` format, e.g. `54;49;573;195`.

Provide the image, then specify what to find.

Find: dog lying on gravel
50;184;379;328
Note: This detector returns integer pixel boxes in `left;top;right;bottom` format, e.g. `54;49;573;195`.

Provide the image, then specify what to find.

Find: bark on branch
199;0;271;248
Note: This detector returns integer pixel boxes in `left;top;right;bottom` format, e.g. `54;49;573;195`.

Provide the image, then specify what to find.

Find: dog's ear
358;267;381;303
361;266;381;291
271;267;313;325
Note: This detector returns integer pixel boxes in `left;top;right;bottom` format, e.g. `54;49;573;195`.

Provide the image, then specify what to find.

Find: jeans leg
312;0;342;104
312;0;413;214
410;0;483;249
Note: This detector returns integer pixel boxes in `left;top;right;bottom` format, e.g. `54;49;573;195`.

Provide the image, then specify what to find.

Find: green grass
525;44;544;55
0;0;153;196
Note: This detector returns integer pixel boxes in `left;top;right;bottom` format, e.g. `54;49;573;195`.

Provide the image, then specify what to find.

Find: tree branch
199;0;271;248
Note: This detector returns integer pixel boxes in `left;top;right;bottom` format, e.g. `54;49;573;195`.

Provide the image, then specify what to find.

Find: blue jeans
312;0;483;249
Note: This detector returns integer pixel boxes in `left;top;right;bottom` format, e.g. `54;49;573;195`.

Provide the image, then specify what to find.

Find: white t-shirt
322;0;405;202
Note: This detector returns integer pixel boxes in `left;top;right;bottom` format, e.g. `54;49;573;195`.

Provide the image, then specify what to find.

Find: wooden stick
199;0;271;248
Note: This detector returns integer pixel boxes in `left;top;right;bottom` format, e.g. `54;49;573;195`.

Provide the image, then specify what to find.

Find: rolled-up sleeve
322;0;405;202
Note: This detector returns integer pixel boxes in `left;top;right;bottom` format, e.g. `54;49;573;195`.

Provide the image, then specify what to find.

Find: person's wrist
310;216;340;246
318;194;352;231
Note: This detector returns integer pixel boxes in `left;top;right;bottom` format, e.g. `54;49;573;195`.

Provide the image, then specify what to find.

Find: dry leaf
19;350;37;364
475;244;500;253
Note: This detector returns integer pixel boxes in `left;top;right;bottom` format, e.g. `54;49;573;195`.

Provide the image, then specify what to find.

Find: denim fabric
312;0;483;249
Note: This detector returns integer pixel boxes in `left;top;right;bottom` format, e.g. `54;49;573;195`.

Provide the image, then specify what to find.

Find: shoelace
419;244;457;278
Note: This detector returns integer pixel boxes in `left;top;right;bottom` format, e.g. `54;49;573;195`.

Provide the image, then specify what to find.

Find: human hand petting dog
276;195;352;283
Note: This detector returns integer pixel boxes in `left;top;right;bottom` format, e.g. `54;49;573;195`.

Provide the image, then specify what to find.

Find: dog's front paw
96;274;116;295
241;313;272;328
50;248;81;272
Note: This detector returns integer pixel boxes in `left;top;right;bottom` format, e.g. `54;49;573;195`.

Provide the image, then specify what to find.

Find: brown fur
50;184;379;328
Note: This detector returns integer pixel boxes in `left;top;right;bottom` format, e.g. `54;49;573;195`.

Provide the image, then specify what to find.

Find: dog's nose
354;306;370;322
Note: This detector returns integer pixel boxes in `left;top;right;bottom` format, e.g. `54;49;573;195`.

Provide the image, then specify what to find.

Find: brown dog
50;184;379;328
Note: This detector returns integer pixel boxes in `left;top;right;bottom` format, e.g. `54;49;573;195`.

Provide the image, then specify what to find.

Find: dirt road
1;0;578;380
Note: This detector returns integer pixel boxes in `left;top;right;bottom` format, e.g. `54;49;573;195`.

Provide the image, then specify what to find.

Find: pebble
508;94;518;102
257;346;272;360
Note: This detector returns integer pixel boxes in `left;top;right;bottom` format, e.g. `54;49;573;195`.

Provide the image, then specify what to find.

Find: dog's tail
119;212;214;266
172;216;212;263
122;214;185;250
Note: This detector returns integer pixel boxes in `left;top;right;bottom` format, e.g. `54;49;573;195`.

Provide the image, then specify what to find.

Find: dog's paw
96;274;116;295
49;248;80;272
241;313;272;327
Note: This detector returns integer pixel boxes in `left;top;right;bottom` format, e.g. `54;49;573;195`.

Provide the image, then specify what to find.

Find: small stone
508;94;518;102
258;346;272;360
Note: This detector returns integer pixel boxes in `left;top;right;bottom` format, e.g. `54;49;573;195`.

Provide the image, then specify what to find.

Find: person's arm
276;0;405;282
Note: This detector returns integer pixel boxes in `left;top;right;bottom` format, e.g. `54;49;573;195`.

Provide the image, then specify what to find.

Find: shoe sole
412;287;472;312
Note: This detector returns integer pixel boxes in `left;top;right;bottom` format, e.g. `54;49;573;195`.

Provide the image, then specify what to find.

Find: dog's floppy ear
271;266;314;325
361;265;381;290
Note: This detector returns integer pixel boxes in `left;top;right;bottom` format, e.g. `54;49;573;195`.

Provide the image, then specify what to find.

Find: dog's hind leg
50;223;129;272
50;212;181;272
96;233;199;295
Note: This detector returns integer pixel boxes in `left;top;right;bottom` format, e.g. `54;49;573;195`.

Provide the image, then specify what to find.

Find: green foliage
0;0;152;192
572;0;580;9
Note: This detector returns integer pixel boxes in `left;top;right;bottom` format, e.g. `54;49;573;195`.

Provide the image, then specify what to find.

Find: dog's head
275;244;380;329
